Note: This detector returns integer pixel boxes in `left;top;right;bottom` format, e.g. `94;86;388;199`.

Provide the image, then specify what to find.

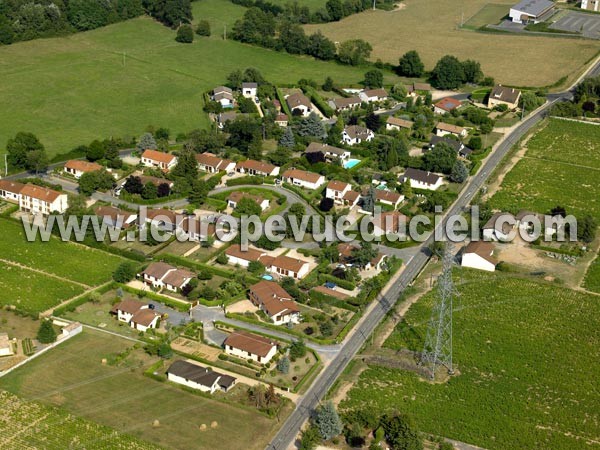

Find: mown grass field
490;119;600;221
0;391;159;450
0;0;394;158
0;262;84;314
0;329;284;450
304;0;599;87
583;254;600;293
463;3;508;28
340;271;600;450
0;218;123;286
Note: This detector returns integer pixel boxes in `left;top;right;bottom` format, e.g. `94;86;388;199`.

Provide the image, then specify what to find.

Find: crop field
0;391;159;450
340;271;600;450
0;218;123;286
304;0;599;87
0;329;284;450
0;0;393;158
490;119;600;221
0;262;84;314
463;3;508;28
583;254;600;293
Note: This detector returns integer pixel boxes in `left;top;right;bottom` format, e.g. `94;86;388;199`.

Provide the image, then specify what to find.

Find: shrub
195;20;211;36
176;25;194;43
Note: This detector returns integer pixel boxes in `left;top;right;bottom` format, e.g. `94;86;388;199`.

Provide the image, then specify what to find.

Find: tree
26;149;49;174
430;55;466;90
235;197;262;216
362;185;376;214
86;140;105;161
195;19;211;36
226;117;261;153
315;401;343;441
323;76;335;91
462;59;483;83
422;142;457;174
171;147;198;186
307;32;337;61
289;339;307;360
351;241;378;269
450;160;468;183
7;132;44;170
577;215;597;243
550;205;567;218
157;182;171;198
79;170;116;195
113;262;138;283
277;355;290;374
124;175;144;195
279;21;308;54
325;0;344;21
157;342;173;358
279;126;296;148
298;112;325;138
37;320;57;344
520;91;545;112
176;24;194;43
469;135;482;150
381;413;423;450
397;50;424;77
299;425;322;450
319;320;333;336
142;181;158;199
337;39;372;66
364;69;383;88
136;132;157;152
248;260;265;275
145;0;192;28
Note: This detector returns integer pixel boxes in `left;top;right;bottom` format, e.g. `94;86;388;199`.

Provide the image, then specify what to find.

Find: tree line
0;0;192;45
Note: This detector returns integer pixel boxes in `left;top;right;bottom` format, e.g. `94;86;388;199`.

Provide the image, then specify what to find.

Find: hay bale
210;421;218;428
199;424;207;431
152;420;160;428
101;358;107;365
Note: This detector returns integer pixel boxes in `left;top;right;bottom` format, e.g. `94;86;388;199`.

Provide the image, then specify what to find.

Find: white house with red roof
281;169;325;190
141;150;178;171
19;184;68;215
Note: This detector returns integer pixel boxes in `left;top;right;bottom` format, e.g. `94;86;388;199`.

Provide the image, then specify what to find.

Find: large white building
19;184;68;215
509;0;555;23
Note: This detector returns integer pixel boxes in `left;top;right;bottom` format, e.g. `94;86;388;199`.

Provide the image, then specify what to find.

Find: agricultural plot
0;391;159;450
0;329;284;450
341;271;600;450
0;0;387;157
490;119;600;221
583;254;600;293
0;262;84;314
304;0;599;87
0;218;123;286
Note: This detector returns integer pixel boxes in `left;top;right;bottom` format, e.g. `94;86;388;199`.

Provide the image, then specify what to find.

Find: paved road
267;60;600;450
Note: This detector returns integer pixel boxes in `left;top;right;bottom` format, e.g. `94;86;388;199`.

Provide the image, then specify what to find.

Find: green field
0;218;123;286
490;119;600;221
0;329;284;450
0;391;159;450
341;271;600;450
463;3;509;28
583;254;600;293
0;0;391;158
0;262;84;314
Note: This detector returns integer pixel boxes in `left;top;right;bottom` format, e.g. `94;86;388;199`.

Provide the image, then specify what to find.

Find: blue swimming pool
262;274;274;281
343;158;361;169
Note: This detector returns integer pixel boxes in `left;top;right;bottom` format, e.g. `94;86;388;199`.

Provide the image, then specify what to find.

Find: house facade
167;360;236;393
359;88;388;103
326;180;352;205
400;168;443;191
235;159;280;177
248;280;301;325
487;85;522;110
141;262;194;292
111;299;160;332
211;86;235;108
225;244;266;268
305;142;351;161
342;125;374;146
242;82;258;99
286;92;312;117
63;160;102;179
331;96;362;112
461;241;497;272
281;169;325;190
141;149;177;171
435;122;468;138
0;180;25;203
224;330;278;364
264;255;311;280
19;184;68;215
433;97;462;115
386;117;414;132
196;152;236;173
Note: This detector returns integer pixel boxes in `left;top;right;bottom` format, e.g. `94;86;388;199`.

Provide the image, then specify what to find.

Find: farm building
483;212;516;241
461;241;497;272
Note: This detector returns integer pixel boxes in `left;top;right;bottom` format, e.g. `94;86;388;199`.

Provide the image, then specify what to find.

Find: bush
176;25;194;43
196;20;211;36
37;320;57;344
112;262;138;283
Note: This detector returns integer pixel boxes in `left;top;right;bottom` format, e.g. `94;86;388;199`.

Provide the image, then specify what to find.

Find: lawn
0;329;286;450
489;119;600;221
304;0;599;87
0;0;392;158
0;218;124;286
340;271;600;450
0;262;84;314
463;3;509;28
0;391;160;450
583;254;600;293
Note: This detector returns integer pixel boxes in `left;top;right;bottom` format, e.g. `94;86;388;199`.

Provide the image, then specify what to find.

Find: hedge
203;197;227;211
317;274;356;291
143;359;167;382
276;87;292;117
226;176;266;186
308;289;358;312
119;284;190;312
302;86;334;118
158;253;253;280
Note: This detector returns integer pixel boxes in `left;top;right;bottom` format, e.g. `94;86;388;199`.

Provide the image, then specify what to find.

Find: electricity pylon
420;242;456;379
